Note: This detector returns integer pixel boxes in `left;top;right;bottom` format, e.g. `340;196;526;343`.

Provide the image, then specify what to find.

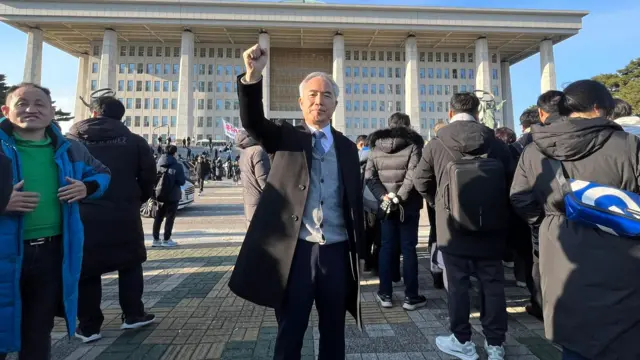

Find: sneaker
152;240;162;247
525;303;544;321
121;313;156;330
161;240;179;247
502;261;514;269
435;334;479;360
484;340;505;360
74;329;102;343
376;292;393;308
516;281;527;288
403;295;427;311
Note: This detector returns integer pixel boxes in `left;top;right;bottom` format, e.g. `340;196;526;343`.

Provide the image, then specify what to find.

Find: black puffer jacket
413;120;513;259
510;117;640;360
67;117;156;276
365;126;424;214
236;131;271;223
156;154;186;203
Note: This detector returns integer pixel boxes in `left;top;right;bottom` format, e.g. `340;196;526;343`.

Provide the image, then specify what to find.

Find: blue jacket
0;119;111;353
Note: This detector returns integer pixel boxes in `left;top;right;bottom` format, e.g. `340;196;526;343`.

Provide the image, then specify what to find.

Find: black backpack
436;138;508;232
155;168;176;202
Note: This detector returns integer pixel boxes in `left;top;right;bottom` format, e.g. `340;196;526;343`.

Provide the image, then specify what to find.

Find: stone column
74;54;89;123
475;37;491;94
176;30;195;142
500;61;514;130
332;33;346;132
23;28;43;84
258;31;271;119
98;29;117;90
404;35;420;131
540;39;557;92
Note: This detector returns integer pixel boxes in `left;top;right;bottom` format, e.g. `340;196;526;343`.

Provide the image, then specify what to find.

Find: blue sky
0;0;638;132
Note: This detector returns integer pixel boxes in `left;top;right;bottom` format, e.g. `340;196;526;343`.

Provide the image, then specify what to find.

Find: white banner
222;120;243;140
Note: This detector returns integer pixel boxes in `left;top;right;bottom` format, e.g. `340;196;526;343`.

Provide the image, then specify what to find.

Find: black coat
365;126;424;214
413;120;513;259
156;154;186;203
67;117;156;276
228;75;365;328
195;161;211;179
510;117;640;359
0;152;12;213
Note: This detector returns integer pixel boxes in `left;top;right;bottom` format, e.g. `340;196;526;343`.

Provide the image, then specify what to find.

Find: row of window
344;117;389;130
344;83;486;96
92;63;244;77
116;97;239;111
344;66;499;81
97;45;244;60
92;79;239;93
346;50;499;64
122;114;241;129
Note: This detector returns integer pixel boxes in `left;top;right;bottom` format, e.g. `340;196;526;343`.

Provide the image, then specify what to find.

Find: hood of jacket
531;117;623;161
235;131;259;149
369;126;424;154
157;154;177;168
68;117;130;141
435;120;496;155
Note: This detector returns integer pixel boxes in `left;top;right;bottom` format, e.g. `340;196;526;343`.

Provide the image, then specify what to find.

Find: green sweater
15;134;62;240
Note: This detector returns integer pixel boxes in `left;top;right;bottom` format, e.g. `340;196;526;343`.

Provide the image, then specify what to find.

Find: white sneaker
435;334;479;360
74;330;102;344
152;240;162;247
502;261;514;268
484;340;505;360
516;281;527;288
161;240;179;247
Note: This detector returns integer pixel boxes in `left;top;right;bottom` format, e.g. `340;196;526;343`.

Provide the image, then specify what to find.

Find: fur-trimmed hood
369;126;424;154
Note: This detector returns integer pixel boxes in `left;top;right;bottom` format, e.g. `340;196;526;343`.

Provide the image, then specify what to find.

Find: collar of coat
0;117;67;150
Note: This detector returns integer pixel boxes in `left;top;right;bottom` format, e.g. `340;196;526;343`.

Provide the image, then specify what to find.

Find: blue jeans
379;212;420;297
563;348;590;360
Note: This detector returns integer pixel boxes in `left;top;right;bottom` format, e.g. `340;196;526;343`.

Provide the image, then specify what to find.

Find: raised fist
243;44;268;82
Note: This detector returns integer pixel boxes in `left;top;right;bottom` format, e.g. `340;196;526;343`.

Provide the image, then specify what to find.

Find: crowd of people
0;41;639;360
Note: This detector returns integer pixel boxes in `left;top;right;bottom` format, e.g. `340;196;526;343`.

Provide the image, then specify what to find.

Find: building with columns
0;0;587;142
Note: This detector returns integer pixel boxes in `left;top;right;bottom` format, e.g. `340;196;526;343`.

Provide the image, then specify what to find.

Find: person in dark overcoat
67;97;157;341
228;44;366;360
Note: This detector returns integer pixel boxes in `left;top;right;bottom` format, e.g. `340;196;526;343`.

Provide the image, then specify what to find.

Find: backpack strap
435;137;457;159
548;158;571;195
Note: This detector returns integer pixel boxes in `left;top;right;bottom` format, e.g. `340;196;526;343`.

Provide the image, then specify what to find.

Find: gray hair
298;72;340;99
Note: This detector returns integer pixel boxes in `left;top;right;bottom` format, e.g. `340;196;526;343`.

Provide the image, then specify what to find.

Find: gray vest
299;142;349;244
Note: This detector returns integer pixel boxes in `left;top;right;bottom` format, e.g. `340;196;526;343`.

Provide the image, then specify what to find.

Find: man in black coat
413;93;513;359
194;155;210;195
228;44;365;360
67;97;157;342
153;145;186;247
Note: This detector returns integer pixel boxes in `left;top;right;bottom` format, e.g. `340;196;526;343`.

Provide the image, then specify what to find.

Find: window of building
152;116;159;127
225;100;231;110
117;80;124;92
345;50;351;61
127;80;134;92
154;63;160;74
395;84;401;95
128;63;135;74
362;51;368;61
419;84;426;95
91;80;97;91
207;99;213;110
91;63;98;74
492;54;498;63
354;51;359;61
369;67;375;78
362;67;368;78
492;69;499;80
146;63;153;74
427;52;434;62
153;98;159;109
362;118;368;129
363;84;368;94
198;64;205;75
444;68;450;79
437;101;443;112
379;84;384;95
345;118;351;129
371;85;376;95
226;48;232;58
216;99;222;110
156;47;162;57
444;52;449;63
171;98;177;109
378;67;384;78
171;81;178;92
163;98;169;110
468;53;474;63
144;98;150;109
452;52;457;63
136;81;142;92
419;52;425;62
387;84;393;94
445;85;450;96
436;85;442;95
379;102;385;112
469;69;474;79
354;83;360;94
436;52;441;62
225;65;232;76
118;63;125;74
395;51;401;62
126;98;133;109
395;101;401;112
345;67;351;77
420;101;427;112
171;116;176;127
93;45;101;56
207;81;213;93
145;81;151;92
198;99;205;110
225;82;232;93
354;101;360;111
235;48;241;59
124;116;131;127
428;68;434;79
436;68;442;79
459;85;465;93
354;118;360;129
154;81;160;92
371;100;377;111
395;68;401;78
428;85;434;96
345;100;352;112
216;82;223;93
419;68;425;79
147;47;154;57
420;118;427;129
120;46;127;57
428;102;434;112
452;69;458;79
198;81;205;92
363;101;369;111
143;116;150;127
460;68;466;79
162;81;169;92
492;86;499;96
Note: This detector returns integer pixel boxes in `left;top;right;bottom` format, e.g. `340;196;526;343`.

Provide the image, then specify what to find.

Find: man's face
298;76;337;129
1;86;54;132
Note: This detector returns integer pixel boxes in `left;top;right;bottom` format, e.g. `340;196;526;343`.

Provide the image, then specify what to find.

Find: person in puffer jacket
365;112;427;311
236;130;271;224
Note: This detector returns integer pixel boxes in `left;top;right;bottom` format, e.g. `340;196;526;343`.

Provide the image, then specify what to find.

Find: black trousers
77;264;145;334
0;237;63;360
442;253;507;346
152;201;178;241
198;178;205;192
274;240;348;360
364;212;380;270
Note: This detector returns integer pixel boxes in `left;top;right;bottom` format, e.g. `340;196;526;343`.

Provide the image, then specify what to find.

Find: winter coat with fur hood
365;126;424;214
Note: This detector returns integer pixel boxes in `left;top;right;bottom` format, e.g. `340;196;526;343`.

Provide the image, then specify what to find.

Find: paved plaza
39;181;560;360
